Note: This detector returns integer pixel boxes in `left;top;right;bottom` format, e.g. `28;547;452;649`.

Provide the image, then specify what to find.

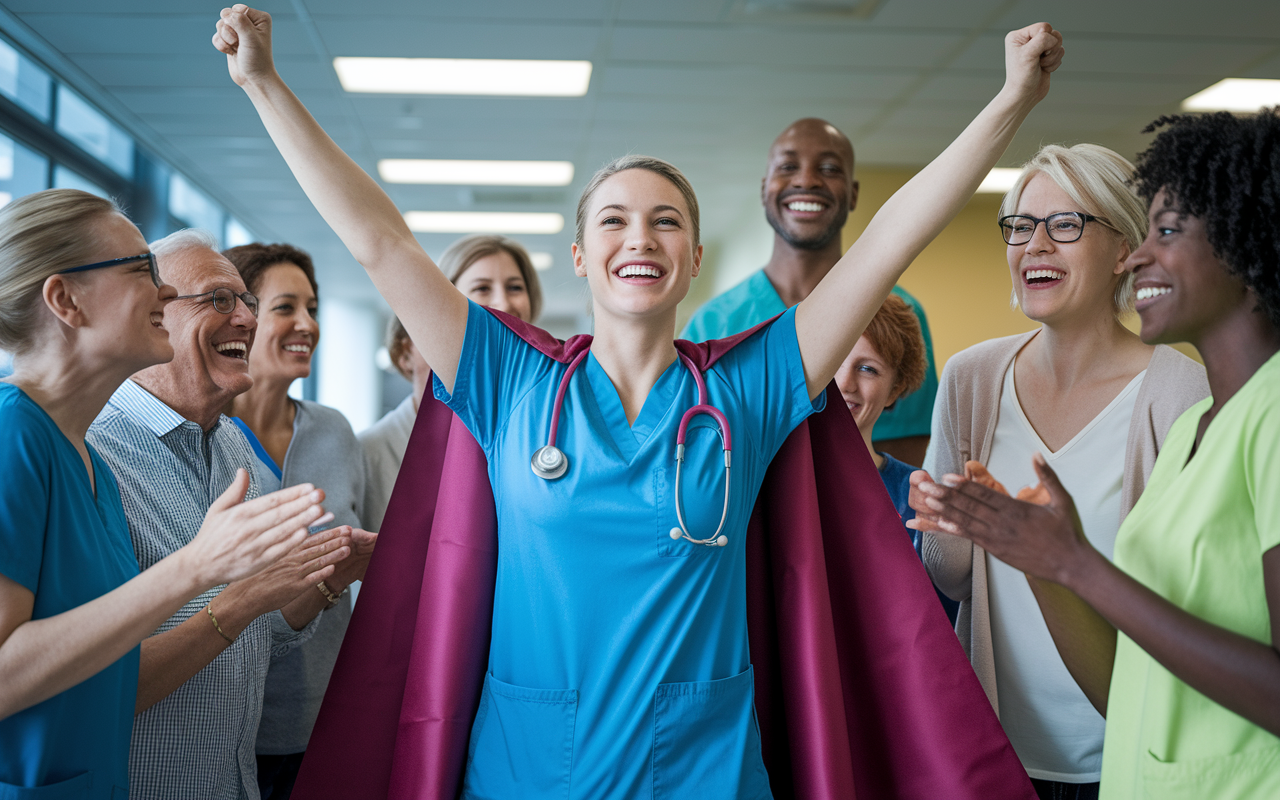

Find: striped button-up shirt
88;379;316;800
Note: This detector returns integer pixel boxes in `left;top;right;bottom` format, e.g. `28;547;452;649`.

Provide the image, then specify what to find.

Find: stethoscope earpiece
531;445;569;480
669;528;727;547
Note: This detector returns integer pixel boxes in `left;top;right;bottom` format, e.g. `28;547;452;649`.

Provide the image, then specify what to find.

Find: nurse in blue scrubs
216;6;1064;795
0;190;329;798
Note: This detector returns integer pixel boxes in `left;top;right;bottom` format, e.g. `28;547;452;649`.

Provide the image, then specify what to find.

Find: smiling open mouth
616;264;662;279
786;200;826;213
214;341;248;359
283;344;313;354
1024;269;1064;285
1135;286;1171;301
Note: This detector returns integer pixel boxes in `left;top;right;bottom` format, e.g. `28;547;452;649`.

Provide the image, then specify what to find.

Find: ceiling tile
950;30;1275;78
311;17;605;60
18;11;314;56
607;24;962;70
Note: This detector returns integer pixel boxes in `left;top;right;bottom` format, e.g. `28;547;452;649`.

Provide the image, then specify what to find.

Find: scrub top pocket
0;771;94;799
462;673;579;800
651;665;772;800
1140;743;1280;800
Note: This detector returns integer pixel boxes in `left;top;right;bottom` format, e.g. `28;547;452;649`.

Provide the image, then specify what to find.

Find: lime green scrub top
1101;352;1280;799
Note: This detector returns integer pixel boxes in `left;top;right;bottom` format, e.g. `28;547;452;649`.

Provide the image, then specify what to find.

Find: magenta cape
293;311;1034;799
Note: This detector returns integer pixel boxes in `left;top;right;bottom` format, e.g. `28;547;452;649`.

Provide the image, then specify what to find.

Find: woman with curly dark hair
912;109;1280;799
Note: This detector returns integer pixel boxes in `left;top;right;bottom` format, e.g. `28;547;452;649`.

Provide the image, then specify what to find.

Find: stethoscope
530;351;732;547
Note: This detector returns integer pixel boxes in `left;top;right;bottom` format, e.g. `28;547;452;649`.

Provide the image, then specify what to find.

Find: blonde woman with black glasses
913;144;1208;799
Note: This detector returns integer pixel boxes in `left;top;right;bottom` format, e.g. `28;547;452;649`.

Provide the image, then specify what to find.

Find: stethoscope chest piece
531;444;569;480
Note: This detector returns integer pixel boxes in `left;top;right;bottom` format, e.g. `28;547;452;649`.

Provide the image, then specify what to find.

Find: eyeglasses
999;212;1102;245
59;252;161;287
174;287;259;317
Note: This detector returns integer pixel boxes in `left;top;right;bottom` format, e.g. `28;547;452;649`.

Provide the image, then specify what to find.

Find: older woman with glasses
910;144;1209;799
0;190;330;798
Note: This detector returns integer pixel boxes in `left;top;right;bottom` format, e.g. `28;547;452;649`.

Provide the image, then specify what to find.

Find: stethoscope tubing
531;349;733;548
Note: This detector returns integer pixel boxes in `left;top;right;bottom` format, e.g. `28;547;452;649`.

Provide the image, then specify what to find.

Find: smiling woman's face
1006;171;1129;326
456;250;532;321
573;168;702;323
73;213;176;372
834;334;900;441
1128;188;1248;347
249;262;319;383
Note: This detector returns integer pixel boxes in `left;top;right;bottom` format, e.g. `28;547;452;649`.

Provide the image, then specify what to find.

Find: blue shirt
437;302;821;799
878;452;959;626
682;271;939;439
0;383;139;799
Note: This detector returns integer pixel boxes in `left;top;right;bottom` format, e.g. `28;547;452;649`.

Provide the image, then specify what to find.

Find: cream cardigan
920;331;1210;714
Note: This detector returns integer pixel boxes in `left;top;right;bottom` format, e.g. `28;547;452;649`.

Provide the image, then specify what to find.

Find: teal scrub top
682;271;939;441
436;303;822;799
0;383;140;799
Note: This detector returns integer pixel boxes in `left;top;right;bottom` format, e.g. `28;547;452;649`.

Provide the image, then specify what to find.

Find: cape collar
483;305;783;372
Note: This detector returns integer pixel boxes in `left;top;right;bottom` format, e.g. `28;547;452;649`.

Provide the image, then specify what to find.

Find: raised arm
795;24;1063;398
213;5;469;392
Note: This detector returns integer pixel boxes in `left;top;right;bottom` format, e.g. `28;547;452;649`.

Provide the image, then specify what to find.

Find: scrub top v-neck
435;302;821;800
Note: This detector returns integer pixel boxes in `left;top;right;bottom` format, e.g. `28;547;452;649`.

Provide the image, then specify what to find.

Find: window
0;131;49;207
225;217;255;247
0;38;51;121
0;33;240;253
169;173;224;240
52;163;109;199
55;85;133;178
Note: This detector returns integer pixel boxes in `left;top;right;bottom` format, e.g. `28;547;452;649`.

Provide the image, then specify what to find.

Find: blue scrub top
878;452;959;626
0;383;140;798
436;303;821;799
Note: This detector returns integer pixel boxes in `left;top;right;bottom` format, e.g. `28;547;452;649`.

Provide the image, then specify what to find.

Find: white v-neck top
985;356;1145;782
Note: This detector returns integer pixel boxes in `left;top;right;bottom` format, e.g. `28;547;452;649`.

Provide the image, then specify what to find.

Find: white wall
317;299;381;433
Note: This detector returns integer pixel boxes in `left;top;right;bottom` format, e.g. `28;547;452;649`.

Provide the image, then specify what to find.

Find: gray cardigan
255;399;367;755
920;332;1209;714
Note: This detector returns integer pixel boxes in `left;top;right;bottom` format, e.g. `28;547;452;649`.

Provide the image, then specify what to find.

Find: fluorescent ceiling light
529;252;554;271
1182;78;1280;112
334;57;592;96
404;211;564;235
977;168;1022;194
379;159;574;186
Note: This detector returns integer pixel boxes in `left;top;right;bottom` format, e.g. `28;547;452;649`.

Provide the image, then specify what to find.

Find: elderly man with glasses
85;229;369;800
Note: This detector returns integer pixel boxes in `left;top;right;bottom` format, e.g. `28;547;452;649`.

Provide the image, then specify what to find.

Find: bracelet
316;580;345;606
206;603;235;644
